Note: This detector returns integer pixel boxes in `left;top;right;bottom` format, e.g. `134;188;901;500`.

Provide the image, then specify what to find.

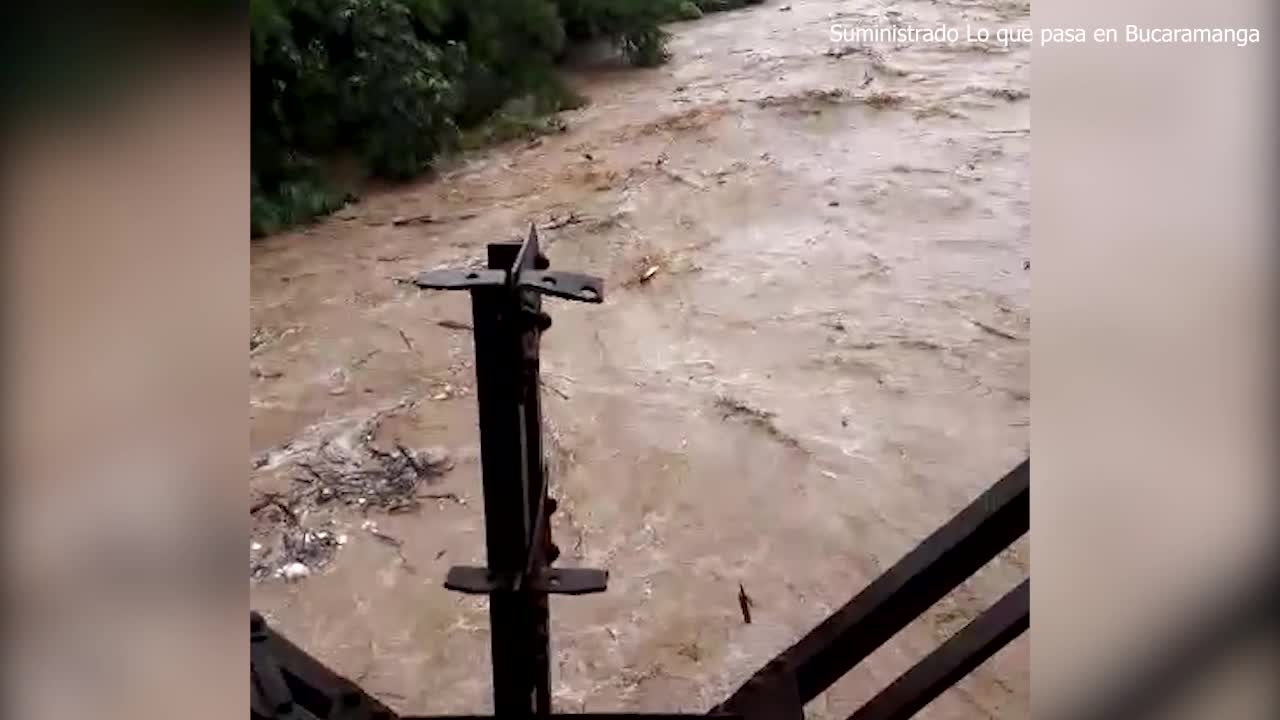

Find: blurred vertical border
3;4;247;720
1034;0;1276;719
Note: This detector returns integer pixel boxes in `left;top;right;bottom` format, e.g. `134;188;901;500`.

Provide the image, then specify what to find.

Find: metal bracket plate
445;566;609;595
413;268;507;290
518;271;605;303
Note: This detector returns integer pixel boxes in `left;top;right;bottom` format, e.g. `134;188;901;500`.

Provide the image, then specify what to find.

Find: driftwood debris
658;165;707;190
969;317;1022;341
398;329;416;353
542;211;587;230
391;211;478;227
437;320;474;331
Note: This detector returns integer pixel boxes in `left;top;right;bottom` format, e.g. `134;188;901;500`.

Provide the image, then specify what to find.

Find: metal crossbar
845;580;1029;720
250;227;1030;720
714;461;1029;718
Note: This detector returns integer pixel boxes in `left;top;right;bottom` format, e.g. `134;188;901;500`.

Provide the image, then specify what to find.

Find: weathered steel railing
250;226;1030;720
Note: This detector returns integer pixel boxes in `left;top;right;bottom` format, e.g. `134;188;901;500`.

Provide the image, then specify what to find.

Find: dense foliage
251;0;764;237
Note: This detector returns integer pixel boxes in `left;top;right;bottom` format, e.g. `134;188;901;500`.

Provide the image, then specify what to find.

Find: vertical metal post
514;251;555;716
468;242;543;715
420;227;608;716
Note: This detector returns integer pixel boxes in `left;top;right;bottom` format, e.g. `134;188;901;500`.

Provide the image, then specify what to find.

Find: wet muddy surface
250;1;1030;716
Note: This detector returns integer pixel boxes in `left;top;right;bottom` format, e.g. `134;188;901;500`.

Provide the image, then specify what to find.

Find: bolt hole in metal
543;275;557;285
466;272;479;279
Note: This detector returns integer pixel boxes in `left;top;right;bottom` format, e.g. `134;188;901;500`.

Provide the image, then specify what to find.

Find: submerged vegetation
251;0;764;237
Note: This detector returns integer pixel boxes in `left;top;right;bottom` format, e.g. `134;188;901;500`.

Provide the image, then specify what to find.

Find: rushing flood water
251;1;1030;716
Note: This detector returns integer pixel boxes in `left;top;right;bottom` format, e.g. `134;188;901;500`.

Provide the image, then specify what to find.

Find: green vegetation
251;0;766;237
696;0;762;12
675;3;705;21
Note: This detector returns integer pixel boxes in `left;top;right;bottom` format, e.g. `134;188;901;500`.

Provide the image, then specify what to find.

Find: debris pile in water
250;400;454;581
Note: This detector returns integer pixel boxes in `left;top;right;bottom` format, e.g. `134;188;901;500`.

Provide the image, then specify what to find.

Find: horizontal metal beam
251;612;399;720
517;271;605;303
402;716;740;720
716;459;1029;709
415;268;507;290
445;566;610;595
716;658;805;720
846;580;1030;720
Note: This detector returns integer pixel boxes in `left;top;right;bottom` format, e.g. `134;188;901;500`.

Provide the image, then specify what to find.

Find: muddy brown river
250;1;1030;716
